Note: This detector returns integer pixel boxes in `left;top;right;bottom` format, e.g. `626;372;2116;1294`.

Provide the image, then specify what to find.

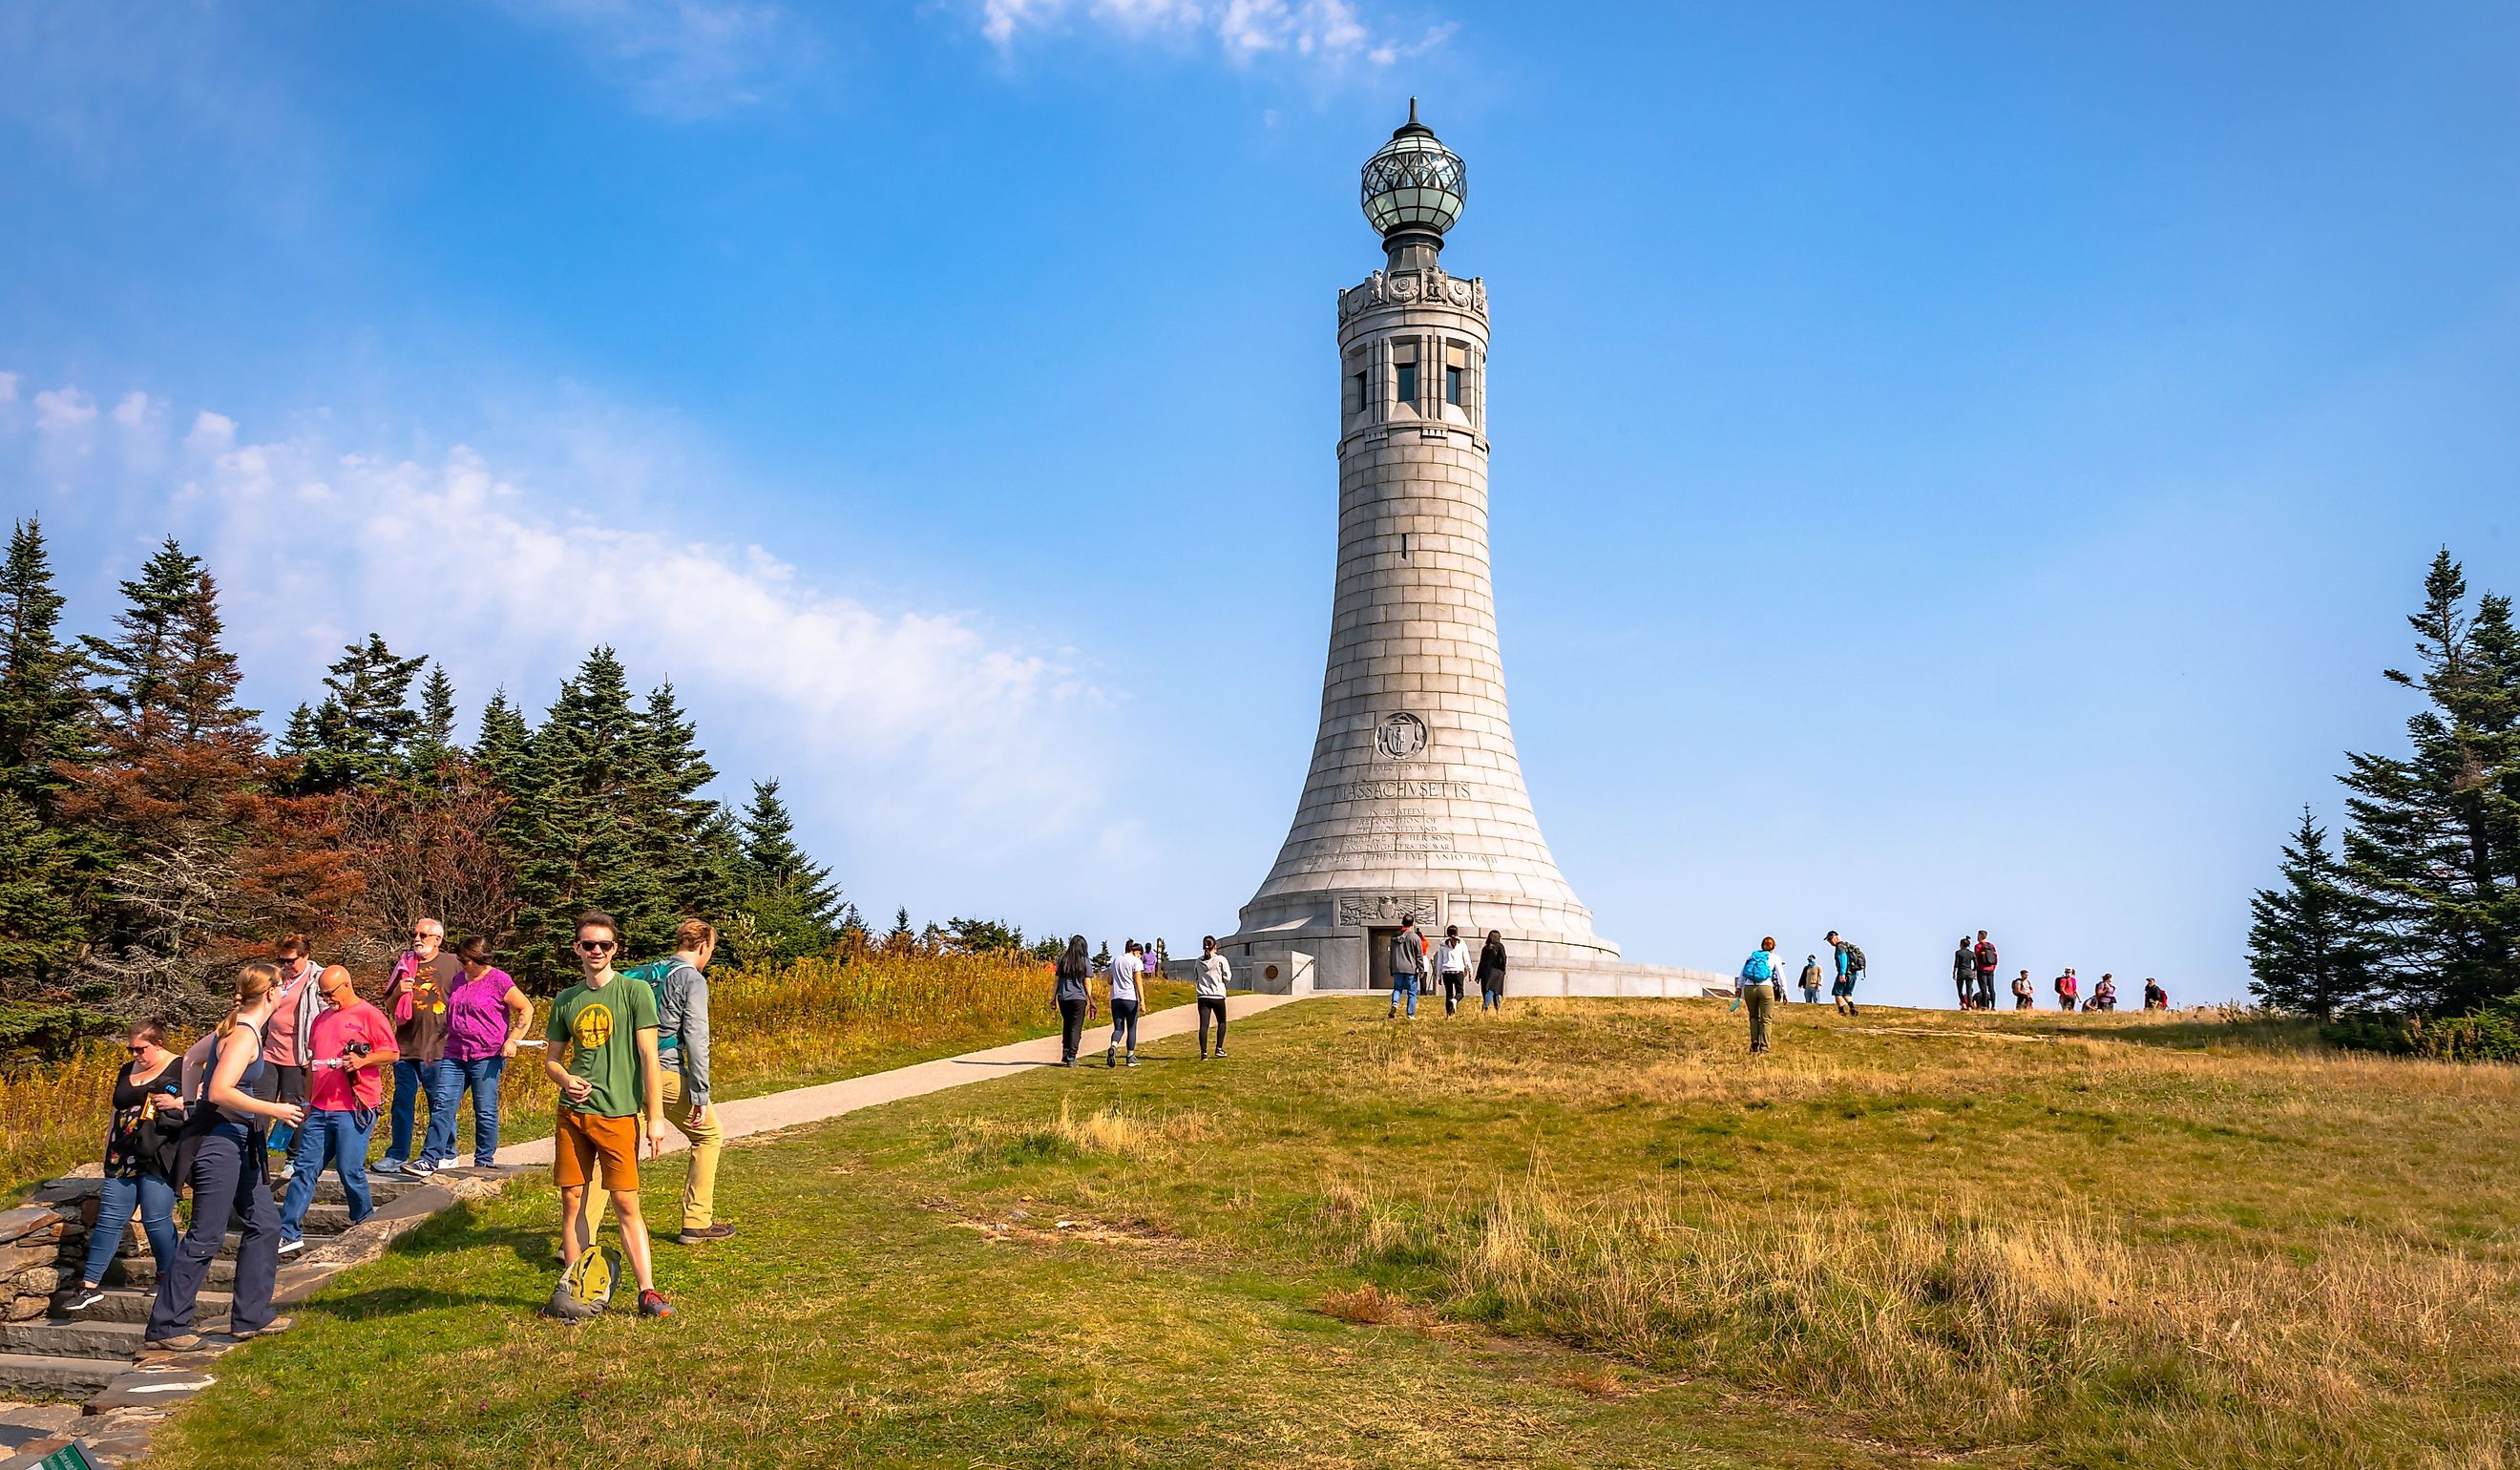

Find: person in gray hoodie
1195;935;1232;1060
1386;919;1423;1019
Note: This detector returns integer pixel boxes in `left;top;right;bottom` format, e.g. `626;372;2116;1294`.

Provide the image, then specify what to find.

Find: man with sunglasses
377;917;464;1176
545;911;672;1318
280;964;397;1256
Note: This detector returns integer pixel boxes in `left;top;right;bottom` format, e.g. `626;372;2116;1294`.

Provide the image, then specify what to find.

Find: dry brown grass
943;1096;1218;1170
0;1039;151;1192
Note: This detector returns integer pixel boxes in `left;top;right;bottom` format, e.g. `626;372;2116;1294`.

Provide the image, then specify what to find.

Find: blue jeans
282;1107;374;1243
452;1055;505;1166
80;1173;178;1288
1391;976;1418;1016
387;1058;463;1167
1480;985;1501;1011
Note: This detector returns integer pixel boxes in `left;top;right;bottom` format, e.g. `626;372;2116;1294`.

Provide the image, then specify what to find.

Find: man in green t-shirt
543;910;672;1318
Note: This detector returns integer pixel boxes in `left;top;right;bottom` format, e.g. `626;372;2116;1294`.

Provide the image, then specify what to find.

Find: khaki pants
571;1068;724;1241
1744;984;1774;1053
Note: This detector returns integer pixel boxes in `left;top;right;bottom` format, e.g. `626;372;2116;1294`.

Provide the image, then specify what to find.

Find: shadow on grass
310;1283;528;1320
2042;1015;2327;1054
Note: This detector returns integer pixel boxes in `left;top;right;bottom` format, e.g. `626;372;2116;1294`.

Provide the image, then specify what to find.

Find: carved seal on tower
1374;711;1430;760
1336;892;1441;928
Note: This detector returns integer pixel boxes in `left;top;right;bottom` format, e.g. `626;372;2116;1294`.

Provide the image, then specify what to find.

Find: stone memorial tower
1224;103;1618;993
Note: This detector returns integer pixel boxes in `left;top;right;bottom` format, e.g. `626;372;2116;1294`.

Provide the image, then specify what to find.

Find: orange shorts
554;1107;640;1192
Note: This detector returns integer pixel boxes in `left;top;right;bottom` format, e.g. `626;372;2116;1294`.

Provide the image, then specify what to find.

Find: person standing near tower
1436;925;1470;1016
1387;918;1423;1018
1195;936;1232;1060
1477;931;1507;1011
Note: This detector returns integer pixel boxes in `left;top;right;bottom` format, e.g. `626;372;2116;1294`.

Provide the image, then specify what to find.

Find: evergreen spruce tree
631;680;738;934
292;634;428;794
472;688;532;796
735;779;843;964
0;792;82;991
0;517;94;809
406;661;462;779
2340;551;2520;1014
502;649;672;989
2247;807;2384;1019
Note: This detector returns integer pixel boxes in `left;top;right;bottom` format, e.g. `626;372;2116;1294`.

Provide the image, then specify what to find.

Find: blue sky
5;1;2517;1004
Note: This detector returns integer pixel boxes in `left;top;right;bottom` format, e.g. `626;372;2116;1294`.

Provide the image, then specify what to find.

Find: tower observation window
1444;365;1462;406
1396;363;1418;408
1352;371;1370;414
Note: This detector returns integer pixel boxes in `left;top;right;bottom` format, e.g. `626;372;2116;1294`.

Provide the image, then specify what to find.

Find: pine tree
291;634;428;794
0;793;81;986
472;688;532;796
2247;807;2384;1019
0;517;93;810
502;649;673;989
63;550;352;1019
406;662;461;779
632;680;737;933
2340;551;2520;1014
735;779;843;964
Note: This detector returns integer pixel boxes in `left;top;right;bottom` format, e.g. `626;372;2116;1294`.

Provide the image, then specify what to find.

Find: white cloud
976;0;1438;70
186;410;237;449
503;0;812;119
111;390;153;428
33;386;96;430
0;372;18;404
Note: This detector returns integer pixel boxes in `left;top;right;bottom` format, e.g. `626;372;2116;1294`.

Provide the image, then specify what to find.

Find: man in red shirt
280;965;399;1256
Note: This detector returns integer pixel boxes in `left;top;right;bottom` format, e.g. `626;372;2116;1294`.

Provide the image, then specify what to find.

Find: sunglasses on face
576;939;617;954
126;1045;147;1056
412;931;441;941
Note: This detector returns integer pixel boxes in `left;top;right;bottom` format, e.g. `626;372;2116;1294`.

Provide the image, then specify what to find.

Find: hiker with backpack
654;921;732;1244
1825;932;1864;1016
2054;968;2080;1012
2011;970;2035;1010
445;938;531;1167
1973;932;1999;1011
1734;937;1780;1053
2143;976;2169;1010
279;964;397;1257
545;910;672;1320
145;963;304;1352
2090;974;2118;1011
1952;937;1977;1009
1054;935;1094;1066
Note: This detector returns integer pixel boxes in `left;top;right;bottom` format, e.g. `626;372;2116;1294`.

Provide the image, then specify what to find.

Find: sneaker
678;1223;738;1245
1386;1007;1397;1018
1124;1056;1138;1068
638;1290;674;1318
63;1289;104;1312
273;1161;293;1183
143;1334;202;1353
1106;1044;1117;1068
373;1159;406;1175
232;1315;293;1340
1212;1048;1226;1059
405;1159;438;1177
277;1238;305;1257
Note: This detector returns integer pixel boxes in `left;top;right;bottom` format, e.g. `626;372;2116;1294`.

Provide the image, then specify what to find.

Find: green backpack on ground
617;959;682;1051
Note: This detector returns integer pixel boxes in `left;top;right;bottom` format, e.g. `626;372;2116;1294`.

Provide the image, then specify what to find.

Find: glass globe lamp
1359;99;1464;266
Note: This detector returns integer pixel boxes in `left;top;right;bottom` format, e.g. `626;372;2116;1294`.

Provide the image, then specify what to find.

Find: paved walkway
495;992;1304;1166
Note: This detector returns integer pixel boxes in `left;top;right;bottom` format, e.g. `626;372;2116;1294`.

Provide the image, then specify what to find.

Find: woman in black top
1476;932;1508;1012
1053;936;1094;1067
66;1021;185;1310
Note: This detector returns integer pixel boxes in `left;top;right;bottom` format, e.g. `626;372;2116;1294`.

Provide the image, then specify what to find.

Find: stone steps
44;1289;230;1329
0;1350;123;1397
0;1320;146;1362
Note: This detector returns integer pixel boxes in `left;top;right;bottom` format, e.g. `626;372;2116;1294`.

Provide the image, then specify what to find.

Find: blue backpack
617;959;682;1051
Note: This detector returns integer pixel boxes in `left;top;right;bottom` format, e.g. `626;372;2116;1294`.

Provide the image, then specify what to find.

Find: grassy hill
147;997;2520;1468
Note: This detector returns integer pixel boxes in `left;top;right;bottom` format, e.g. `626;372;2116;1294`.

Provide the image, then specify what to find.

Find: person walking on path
66;1022;184;1311
1436;925;1470;1016
2143;976;2169;1010
546;911;672;1319
1195;936;1232;1060
1105;940;1144;1067
1386;918;1423;1018
280;964;397;1256
2055;968;2081;1012
145;964;304;1352
445;938;531;1168
1054;936;1094;1066
1798;955;1822;1004
1952;937;1977;1009
1476;931;1507;1011
657;920;733;1245
1825;932;1864;1016
260;934;323;1177
2090;974;2118;1011
1972;932;1999;1012
1735;937;1779;1053
2011;970;2035;1010
379;916;464;1176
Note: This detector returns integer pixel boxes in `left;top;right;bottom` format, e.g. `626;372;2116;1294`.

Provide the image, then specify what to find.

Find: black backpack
1842;943;1866;974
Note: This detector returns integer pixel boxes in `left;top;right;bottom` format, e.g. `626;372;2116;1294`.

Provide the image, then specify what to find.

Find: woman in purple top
445;938;533;1167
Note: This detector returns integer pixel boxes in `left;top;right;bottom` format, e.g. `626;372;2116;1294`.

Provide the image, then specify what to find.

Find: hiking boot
232;1315;293;1340
143;1334;202;1353
678;1224;739;1246
639;1290;674;1318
